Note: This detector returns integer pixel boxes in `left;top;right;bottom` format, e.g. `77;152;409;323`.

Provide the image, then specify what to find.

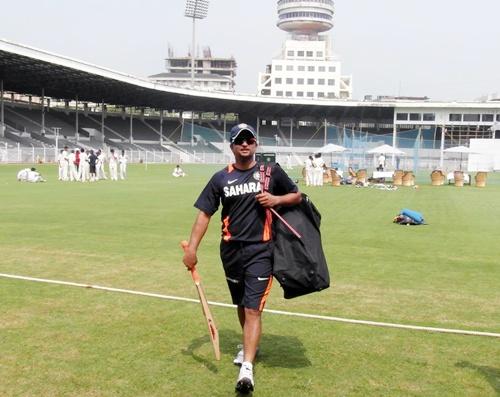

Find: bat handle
190;268;201;284
181;240;201;284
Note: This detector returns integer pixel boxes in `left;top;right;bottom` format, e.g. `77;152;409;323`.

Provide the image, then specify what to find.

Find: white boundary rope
1;273;499;339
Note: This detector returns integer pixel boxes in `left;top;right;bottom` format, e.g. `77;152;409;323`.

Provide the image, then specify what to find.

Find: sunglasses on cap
233;136;257;145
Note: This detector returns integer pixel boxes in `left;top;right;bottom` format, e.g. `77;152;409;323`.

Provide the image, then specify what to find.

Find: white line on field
1;273;499;339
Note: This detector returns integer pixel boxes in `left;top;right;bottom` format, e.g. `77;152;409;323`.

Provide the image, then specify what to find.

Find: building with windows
149;46;237;93
258;0;352;99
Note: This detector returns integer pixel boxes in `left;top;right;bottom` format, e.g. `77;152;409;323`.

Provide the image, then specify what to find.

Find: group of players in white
57;147;127;182
304;153;327;186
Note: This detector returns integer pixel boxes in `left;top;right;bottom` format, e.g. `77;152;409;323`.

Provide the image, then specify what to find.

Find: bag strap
259;164;272;192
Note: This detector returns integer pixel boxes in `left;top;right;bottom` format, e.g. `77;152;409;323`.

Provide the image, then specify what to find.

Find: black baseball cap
230;123;257;143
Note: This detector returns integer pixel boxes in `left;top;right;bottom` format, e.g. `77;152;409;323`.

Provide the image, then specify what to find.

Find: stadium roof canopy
3;39;498;122
0;39;395;121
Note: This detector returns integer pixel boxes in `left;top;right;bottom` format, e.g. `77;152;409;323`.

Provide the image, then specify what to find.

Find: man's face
231;132;257;159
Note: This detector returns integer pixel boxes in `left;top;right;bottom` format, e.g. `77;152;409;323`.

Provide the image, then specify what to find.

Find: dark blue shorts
220;241;273;311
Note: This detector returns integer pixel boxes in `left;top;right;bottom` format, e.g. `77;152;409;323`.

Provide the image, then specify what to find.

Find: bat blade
181;241;221;361
193;278;221;361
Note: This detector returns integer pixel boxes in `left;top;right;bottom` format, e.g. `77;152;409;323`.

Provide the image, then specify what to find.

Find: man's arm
182;210;212;270
255;191;301;208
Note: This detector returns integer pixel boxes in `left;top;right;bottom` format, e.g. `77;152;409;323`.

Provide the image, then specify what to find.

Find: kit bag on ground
393;208;425;225
272;193;330;299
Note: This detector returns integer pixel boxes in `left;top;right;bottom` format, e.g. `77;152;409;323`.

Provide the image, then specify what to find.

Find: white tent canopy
443;146;477;154
316;143;347;153
443;146;479;170
366;144;406;155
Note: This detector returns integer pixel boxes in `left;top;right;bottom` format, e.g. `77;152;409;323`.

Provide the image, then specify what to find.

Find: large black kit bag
272;193;330;299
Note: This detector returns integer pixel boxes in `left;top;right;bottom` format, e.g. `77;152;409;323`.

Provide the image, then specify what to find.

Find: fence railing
0;145;232;165
0;144;480;173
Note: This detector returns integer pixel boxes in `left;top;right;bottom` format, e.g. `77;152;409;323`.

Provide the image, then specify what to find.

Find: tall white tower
277;0;334;35
258;0;352;100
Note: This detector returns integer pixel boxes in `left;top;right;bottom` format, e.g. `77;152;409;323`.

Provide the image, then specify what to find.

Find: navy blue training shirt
194;163;298;243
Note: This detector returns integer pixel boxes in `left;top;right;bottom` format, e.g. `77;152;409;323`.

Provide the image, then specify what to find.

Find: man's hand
255;192;280;208
181;241;198;270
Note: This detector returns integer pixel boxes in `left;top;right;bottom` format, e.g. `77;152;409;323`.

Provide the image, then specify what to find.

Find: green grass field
1;163;499;396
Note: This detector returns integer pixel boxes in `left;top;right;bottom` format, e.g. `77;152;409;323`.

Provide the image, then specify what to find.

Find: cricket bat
180;241;221;361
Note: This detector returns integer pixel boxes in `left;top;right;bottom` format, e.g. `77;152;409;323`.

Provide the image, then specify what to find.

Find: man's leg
243;307;262;363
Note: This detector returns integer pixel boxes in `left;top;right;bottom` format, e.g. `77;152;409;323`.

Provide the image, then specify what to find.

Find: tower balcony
277;0;334;34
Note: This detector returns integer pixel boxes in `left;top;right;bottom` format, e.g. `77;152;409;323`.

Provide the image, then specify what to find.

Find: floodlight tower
185;0;209;88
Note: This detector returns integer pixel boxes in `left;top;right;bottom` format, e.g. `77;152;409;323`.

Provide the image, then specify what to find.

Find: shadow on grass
182;329;311;373
456;361;500;394
219;329;311;369
182;334;219;374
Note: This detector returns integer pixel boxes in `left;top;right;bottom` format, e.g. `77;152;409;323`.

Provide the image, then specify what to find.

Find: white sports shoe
233;345;260;366
235;361;254;394
233;345;244;366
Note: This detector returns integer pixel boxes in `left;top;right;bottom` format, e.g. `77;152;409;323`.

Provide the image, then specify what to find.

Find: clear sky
1;0;499;101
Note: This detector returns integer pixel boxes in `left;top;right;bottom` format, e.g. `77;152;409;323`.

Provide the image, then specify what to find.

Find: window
463;114;480;122
318;78;325;85
306;51;313;57
328;79;335;85
308;66;315;72
275;78;282;84
482;114;494;122
319;66;326;72
328;66;336;72
409;113;421;121
327;92;335;98
396;113;408;121
297;91;304;97
497;114;500;122
297;78;304;85
307;78;315;85
423;113;435;121
449;114;462;122
317;51;323;57
286;65;294;71
318;92;325;98
286;78;293;84
298;51;304;56
298;65;305;71
275;65;282;71
276;91;283;97
307;92;314;98
287;50;294;57
285;91;293;97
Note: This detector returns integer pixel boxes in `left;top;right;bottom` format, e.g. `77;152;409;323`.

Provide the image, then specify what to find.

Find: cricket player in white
78;148;90;182
57;150;64;181
172;164;186;177
96;150;107;180
313;153;325;186
305;155;314;186
108;149;118;181
68;150;78;182
61;146;70;181
118;150;128;180
17;168;30;181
